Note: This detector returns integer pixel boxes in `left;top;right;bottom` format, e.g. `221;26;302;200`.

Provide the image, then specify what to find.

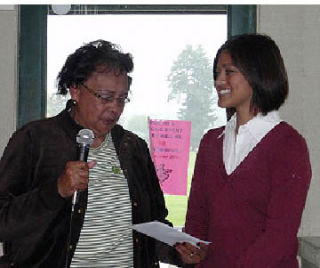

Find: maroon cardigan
185;122;311;268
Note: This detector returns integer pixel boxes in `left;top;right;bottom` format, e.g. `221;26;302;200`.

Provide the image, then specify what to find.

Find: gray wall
0;3;17;258
0;4;319;241
0;5;17;155
258;5;320;237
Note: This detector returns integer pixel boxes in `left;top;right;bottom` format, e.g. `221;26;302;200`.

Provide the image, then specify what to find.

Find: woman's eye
99;96;113;104
226;69;234;75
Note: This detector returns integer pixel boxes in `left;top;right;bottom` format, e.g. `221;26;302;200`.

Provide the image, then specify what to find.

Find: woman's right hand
174;241;209;264
57;160;96;198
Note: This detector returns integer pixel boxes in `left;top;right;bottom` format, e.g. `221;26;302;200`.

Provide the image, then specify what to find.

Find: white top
223;110;282;175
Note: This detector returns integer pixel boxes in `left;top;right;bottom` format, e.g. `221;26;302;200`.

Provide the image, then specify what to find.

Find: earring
72;99;77;106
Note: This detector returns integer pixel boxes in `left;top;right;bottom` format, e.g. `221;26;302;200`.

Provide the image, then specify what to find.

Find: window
19;3;256;225
47;10;227;227
17;5;256;267
19;4;256;127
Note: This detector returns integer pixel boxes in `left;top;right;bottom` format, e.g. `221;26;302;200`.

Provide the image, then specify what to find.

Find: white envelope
132;220;211;247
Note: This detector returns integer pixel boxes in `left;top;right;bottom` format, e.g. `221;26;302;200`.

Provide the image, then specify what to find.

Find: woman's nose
105;99;125;115
107;99;119;110
215;80;226;88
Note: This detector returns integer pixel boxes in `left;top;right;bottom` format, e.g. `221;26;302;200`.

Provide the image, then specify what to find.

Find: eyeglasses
81;83;130;106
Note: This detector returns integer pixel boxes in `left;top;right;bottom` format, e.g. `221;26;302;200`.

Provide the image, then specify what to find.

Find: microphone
72;129;95;208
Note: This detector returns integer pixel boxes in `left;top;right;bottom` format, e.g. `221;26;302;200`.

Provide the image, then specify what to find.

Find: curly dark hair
213;33;288;115
56;39;134;95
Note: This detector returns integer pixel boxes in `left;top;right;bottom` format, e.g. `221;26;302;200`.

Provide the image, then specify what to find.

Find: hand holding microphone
57;129;95;203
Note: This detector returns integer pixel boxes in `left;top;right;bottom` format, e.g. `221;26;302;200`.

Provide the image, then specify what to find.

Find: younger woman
175;33;312;267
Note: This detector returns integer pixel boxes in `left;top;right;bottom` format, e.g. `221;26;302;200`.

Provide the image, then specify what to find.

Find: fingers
57;161;94;198
197;242;209;260
88;160;97;169
67;162;90;190
174;242;207;264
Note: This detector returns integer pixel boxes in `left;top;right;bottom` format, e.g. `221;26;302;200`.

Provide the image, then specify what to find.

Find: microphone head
76;129;95;146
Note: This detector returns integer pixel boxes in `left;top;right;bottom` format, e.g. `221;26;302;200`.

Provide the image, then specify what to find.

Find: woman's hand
57;160;96;198
174;241;209;264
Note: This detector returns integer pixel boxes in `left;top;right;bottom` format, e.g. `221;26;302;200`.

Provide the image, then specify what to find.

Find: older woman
0;40;179;267
175;33;312;267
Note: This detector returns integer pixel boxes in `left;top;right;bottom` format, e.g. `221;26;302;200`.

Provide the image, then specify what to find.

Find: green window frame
18;4;256;128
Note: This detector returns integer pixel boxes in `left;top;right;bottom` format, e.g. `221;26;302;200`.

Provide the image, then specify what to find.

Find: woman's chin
218;101;231;109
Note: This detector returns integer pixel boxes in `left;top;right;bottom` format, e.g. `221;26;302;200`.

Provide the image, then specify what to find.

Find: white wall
258;5;320;236
0;5;18;155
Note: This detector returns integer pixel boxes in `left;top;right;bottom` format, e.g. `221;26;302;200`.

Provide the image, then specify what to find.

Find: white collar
226;110;281;140
222;110;282;175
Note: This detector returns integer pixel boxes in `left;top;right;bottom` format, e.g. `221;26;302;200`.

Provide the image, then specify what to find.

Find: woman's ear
69;85;80;103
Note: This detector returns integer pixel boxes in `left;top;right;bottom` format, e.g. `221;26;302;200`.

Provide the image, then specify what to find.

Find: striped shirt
71;133;134;268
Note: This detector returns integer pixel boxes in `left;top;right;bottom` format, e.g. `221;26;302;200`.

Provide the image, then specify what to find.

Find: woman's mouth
102;118;116;125
218;89;231;96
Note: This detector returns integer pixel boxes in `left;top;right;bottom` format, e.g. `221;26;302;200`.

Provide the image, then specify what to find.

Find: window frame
18;4;256;128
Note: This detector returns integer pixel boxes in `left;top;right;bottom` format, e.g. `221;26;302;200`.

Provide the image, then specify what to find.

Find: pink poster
148;119;191;196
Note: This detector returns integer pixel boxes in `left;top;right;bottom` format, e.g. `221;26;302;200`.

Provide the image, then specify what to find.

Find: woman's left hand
174;241;209;264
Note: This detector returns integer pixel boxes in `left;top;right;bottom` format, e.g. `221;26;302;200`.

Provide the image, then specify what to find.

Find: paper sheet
132;221;211;247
